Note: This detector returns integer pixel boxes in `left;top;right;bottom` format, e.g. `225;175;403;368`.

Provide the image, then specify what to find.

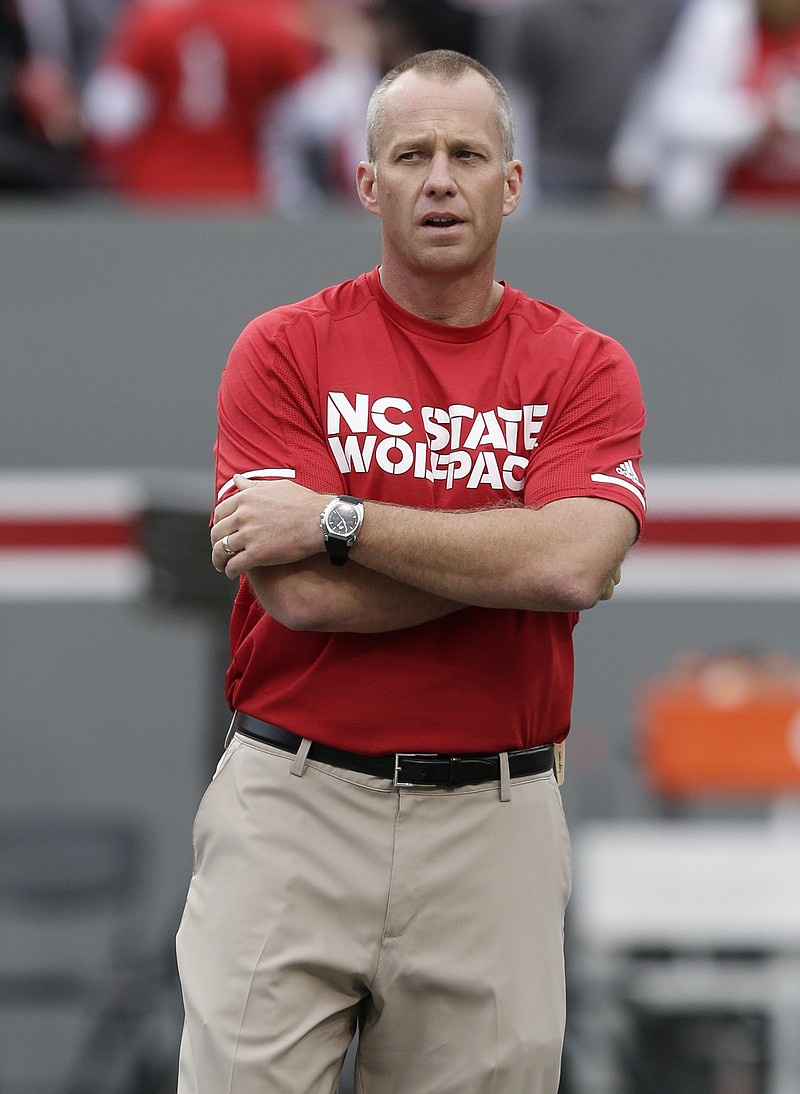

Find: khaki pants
176;732;572;1094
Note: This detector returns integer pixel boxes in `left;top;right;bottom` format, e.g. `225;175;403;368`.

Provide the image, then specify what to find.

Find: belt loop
499;751;511;803
224;711;237;749
291;737;313;778
447;756;459;788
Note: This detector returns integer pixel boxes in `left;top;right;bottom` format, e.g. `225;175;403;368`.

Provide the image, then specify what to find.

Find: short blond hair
366;49;515;163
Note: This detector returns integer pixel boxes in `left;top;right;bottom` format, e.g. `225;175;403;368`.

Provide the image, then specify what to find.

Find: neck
378;264;504;327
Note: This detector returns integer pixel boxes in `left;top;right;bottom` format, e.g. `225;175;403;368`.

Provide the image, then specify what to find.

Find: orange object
638;654;800;797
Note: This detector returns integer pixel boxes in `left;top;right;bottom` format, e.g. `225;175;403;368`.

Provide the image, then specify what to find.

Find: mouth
421;215;463;229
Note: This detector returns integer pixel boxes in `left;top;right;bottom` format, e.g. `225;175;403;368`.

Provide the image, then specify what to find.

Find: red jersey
214;268;647;754
728;21;800;202
92;0;320;204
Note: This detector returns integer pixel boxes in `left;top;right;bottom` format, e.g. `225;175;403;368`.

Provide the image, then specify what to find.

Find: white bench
569;814;800;1094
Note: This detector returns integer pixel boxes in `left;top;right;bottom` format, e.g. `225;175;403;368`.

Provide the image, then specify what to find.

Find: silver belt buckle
393;752;437;788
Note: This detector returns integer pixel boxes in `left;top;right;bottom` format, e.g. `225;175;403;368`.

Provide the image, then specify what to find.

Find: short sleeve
525;338;647;529
213;317;346;507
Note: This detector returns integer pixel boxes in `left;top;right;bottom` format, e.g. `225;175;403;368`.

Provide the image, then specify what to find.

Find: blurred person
610;0;800;216
481;0;688;203
264;0;395;216
375;0;503;57
265;0;508;215
19;0;123;85
0;0;91;189
729;0;800;201
176;48;646;1094
81;0;323;207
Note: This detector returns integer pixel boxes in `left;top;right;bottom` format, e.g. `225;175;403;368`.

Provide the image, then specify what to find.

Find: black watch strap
322;495;363;566
326;539;350;566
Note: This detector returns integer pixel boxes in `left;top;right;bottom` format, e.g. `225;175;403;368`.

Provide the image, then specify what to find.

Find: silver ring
222;534;236;557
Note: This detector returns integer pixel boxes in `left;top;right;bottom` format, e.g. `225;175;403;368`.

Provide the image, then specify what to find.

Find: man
177;49;646;1094
610;0;800;217
480;0;686;201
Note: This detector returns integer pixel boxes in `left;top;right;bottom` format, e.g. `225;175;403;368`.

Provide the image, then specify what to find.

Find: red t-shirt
214;268;647;754
93;0;320;203
728;21;800;202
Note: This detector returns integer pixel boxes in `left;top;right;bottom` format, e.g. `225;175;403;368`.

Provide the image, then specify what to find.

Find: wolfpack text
326;392;549;492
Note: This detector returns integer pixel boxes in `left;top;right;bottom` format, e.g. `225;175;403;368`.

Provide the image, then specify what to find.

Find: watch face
328;503;359;537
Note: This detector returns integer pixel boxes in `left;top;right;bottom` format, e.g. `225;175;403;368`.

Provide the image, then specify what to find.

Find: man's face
358;70;522;279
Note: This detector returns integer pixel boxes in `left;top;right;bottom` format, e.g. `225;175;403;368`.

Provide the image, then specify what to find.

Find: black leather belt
232;711;555;788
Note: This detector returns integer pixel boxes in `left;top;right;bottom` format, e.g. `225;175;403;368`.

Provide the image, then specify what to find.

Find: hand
210;475;332;578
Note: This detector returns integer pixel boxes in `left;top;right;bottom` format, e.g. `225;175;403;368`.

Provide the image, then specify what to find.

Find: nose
424;151;457;196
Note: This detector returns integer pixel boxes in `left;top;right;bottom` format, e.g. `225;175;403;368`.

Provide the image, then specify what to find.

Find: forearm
350;496;638;611
246;555;465;633
211;478;637;617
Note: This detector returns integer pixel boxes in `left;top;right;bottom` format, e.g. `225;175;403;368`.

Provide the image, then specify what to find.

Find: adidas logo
615;460;643;488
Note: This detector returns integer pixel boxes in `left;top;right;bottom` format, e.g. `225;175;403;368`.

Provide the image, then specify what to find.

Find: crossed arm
210;475;638;633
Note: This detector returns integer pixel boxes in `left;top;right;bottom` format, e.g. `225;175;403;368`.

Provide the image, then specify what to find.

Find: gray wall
2;202;799;1089
4;204;799;472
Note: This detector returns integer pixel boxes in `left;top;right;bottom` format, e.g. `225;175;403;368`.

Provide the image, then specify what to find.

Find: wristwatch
320;495;364;566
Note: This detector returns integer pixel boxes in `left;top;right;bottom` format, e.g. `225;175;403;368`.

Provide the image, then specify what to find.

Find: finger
210;535;228;571
213;473;262;524
219;547;248;580
213;495;238;525
210;517;235;547
233;473;259;490
211;536;243;575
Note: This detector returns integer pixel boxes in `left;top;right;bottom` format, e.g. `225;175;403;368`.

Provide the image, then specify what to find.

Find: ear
502;160;524;217
356;161;381;217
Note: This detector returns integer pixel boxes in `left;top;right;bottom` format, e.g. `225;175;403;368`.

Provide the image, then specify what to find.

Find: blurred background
2;1;800;1092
